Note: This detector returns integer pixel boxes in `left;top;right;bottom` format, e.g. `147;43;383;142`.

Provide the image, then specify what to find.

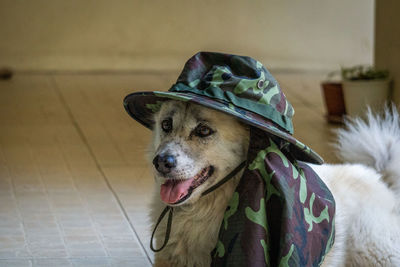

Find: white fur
335;106;400;200
312;164;400;267
148;103;400;267
317;106;400;266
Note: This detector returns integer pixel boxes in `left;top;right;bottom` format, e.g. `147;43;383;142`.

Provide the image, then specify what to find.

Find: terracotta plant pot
342;79;390;117
321;82;346;123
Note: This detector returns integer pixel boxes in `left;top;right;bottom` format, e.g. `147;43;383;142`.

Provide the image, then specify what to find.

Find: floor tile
32;258;72;267
0;259;32;267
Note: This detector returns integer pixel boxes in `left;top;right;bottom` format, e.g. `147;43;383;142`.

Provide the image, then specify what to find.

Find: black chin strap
150;161;246;252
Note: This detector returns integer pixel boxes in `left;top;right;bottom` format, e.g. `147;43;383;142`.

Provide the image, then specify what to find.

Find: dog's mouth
160;166;214;205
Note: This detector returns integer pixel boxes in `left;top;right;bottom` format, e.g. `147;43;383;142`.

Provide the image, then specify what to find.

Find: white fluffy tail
336;105;400;195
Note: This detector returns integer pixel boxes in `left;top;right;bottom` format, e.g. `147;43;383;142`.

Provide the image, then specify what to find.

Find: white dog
148;102;400;267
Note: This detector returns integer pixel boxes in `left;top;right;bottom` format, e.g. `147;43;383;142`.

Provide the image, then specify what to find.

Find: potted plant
321;71;346;123
341;65;390;117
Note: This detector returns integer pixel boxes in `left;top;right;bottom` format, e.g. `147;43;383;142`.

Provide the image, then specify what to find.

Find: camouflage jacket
211;127;335;266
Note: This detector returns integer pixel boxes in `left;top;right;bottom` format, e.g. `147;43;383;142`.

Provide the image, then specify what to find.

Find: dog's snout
153;154;177;175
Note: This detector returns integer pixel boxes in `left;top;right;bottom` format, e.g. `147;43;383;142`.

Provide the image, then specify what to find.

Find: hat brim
123;91;323;164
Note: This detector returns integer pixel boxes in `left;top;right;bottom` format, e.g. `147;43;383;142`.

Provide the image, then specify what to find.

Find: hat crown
171;52;294;132
123;51;323;163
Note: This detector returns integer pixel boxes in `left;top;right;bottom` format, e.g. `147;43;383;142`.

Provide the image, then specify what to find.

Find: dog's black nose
152;154;177;175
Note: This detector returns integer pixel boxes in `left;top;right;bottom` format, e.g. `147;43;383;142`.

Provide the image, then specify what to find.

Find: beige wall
375;0;400;104
0;0;374;72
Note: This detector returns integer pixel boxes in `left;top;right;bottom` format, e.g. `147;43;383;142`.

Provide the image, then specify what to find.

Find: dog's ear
238;120;250;142
238;120;250;131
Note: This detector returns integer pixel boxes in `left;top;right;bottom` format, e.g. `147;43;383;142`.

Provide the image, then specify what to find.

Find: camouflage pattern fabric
123;52;323;164
123;52;336;266
172;52;294;133
211;127;335;267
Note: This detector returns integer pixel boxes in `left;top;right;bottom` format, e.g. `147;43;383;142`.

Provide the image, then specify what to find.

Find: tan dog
148;101;400;267
149;101;249;266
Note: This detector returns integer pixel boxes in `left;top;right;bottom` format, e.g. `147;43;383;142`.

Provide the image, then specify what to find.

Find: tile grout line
50;76;153;265
79;88;129;166
26;81;74;257
0;146;33;262
55;128;111;259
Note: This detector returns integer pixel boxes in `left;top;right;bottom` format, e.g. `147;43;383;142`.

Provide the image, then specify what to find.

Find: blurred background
0;0;398;266
1;0;375;71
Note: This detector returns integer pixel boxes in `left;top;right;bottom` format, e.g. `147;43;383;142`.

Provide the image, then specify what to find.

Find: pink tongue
160;178;194;204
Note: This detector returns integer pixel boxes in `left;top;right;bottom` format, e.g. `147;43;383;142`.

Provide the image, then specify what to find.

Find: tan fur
149;101;249;266
154;259;172;267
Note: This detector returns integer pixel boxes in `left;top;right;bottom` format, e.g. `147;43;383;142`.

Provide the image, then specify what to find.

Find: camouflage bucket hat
124;52;323;164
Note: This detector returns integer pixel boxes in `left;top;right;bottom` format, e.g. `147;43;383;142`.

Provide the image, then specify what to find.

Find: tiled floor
0;72;340;266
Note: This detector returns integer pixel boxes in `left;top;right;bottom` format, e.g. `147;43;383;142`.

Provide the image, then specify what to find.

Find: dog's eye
195;124;213;137
161;118;172;132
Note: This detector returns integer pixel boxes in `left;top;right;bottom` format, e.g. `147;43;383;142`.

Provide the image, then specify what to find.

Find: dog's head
149;100;250;206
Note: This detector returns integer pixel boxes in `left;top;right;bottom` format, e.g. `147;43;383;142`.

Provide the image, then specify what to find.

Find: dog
148;101;400;267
